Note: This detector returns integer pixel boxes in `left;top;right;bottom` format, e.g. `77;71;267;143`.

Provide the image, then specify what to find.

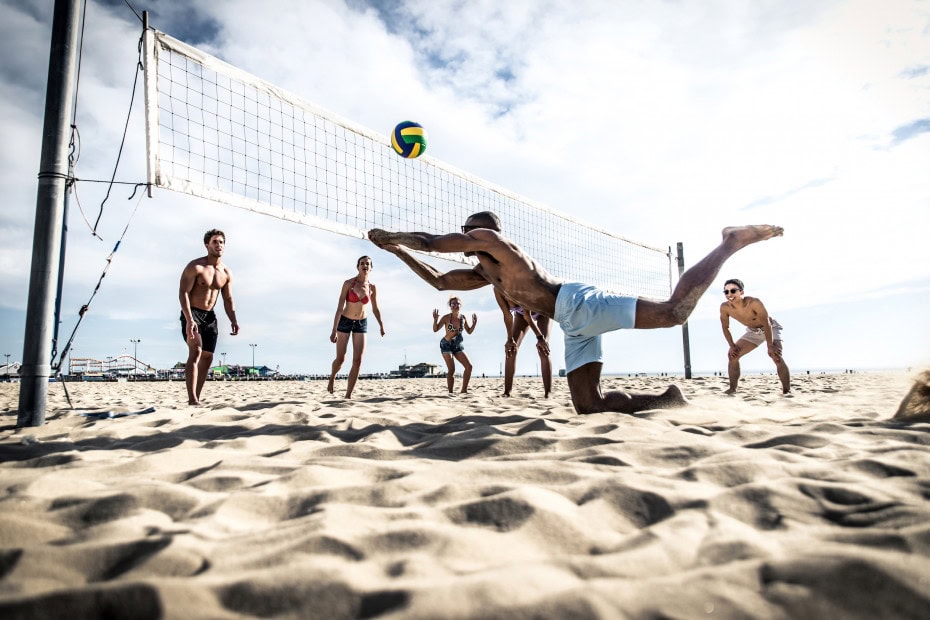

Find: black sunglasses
461;225;478;233
724;288;742;294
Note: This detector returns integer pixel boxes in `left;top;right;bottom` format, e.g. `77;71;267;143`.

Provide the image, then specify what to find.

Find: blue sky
1;0;928;381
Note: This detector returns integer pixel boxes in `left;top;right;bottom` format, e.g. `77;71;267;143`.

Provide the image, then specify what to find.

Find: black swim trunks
337;315;368;334
180;307;219;353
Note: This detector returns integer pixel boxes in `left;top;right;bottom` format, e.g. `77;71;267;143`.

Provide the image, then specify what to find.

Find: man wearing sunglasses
719;279;790;395
368;212;783;414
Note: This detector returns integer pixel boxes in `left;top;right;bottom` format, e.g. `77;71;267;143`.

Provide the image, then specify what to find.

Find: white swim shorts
554;282;638;374
740;318;784;346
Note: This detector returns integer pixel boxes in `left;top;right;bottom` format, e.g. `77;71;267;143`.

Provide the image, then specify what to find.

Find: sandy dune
1;371;929;619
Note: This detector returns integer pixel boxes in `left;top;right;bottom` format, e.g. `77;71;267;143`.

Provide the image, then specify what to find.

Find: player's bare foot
722;225;783;251
327;379;335;394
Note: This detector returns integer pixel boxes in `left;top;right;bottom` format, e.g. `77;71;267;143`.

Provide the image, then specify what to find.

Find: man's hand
768;341;783;361
535;337;550;356
187;323;199;341
728;343;741;360
504;340;517;358
368;229;390;247
230;322;240;336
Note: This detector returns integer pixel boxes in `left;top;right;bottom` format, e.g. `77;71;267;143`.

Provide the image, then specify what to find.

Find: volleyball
391;121;428;159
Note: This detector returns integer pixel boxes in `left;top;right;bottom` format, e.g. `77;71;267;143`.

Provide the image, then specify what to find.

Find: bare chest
729;305;764;328
196;266;228;290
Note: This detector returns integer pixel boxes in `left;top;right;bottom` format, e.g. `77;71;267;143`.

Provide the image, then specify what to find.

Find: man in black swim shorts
179;229;239;405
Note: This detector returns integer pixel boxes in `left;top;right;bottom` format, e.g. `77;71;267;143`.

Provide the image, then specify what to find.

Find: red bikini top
346;280;370;304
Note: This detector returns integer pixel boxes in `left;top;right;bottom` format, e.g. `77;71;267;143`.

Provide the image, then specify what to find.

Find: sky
1;0;929;383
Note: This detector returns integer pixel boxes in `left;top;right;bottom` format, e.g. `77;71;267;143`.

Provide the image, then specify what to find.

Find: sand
1;371;929;619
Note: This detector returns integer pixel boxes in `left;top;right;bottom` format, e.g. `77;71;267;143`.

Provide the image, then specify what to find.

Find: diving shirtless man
369;212;783;414
179;229;239;405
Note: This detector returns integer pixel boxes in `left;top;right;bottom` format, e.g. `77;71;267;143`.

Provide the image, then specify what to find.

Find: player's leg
441;352;456;393
504;315;529;396
772;340;791;394
328;331;350;394
537;316;553;398
454;351;473;393
635;225;783;329
195;351;213;401
727;339;758;394
195;319;220;402
184;335;203;405
345;332;366;398
566;362;688;414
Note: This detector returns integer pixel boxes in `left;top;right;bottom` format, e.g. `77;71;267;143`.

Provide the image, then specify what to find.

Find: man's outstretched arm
369;229;436;251
369;228;489;254
378;243;489;291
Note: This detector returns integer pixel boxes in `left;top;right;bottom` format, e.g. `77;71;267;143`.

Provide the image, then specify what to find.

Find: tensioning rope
51;5;151;408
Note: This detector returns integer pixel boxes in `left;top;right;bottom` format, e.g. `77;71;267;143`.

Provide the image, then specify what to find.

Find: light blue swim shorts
554;282;638;374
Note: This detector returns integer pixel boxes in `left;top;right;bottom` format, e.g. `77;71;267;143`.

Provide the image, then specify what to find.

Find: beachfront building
198;364;277;379
68;355;156;378
1;362;21;381
391;363;441;378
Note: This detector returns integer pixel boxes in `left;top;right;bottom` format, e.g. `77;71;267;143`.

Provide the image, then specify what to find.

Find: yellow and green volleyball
391;121;428;159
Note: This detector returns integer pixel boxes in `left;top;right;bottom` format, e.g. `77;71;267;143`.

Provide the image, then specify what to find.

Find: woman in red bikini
328;255;385;398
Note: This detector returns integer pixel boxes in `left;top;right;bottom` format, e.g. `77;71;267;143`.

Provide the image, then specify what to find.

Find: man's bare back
464;230;562;316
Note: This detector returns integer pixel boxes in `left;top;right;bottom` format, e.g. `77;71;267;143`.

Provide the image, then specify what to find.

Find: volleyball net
143;30;673;298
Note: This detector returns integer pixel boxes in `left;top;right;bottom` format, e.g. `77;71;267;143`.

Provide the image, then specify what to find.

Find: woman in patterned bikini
432;296;478;394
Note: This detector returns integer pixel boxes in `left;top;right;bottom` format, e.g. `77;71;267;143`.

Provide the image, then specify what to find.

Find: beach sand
1;371;929;619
